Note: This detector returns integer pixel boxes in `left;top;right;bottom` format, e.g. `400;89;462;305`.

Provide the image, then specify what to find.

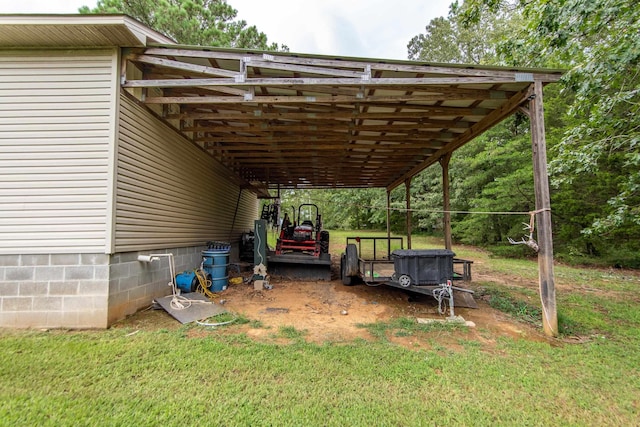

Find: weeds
276;325;307;340
477;283;542;325
357;317;467;342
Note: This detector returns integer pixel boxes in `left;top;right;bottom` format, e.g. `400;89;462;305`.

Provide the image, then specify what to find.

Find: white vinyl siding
0;50;116;254
116;93;258;252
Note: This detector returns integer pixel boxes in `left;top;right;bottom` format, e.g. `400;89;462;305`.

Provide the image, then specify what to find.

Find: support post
386;189;391;240
529;80;558;337
405;178;412;249
440;153;452;250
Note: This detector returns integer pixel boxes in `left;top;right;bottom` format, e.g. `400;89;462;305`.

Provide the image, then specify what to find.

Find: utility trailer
340;237;477;312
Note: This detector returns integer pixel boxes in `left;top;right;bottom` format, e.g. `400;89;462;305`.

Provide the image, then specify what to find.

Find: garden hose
195;268;218;300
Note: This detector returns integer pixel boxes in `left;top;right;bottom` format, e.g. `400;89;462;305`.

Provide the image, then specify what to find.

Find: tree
407;3;514;64
406;4;538;248
458;0;640;258
79;0;286;50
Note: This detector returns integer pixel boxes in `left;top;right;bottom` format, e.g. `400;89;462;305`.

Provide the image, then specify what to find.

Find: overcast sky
0;0;453;59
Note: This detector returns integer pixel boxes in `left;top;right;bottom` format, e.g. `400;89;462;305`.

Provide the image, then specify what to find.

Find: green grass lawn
2;231;639;426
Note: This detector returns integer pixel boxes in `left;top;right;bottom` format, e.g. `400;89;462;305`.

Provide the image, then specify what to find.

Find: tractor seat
301;220;313;227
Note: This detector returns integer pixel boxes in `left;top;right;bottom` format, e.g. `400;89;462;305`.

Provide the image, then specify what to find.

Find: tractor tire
320;230;330;254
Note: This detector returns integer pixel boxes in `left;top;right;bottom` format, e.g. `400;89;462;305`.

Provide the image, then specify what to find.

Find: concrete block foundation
0;245;221;329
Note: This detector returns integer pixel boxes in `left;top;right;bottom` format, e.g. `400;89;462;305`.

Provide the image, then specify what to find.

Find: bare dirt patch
113;265;549;349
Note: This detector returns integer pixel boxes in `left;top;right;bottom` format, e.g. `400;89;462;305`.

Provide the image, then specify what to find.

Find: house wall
0;49;118;328
0;50;258;329
116;93;258;252
0;49;117;254
108;93;258;321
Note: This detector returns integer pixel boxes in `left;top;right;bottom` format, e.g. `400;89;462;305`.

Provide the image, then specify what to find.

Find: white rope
290;198;552;216
196;315;238;327
432;283;452;316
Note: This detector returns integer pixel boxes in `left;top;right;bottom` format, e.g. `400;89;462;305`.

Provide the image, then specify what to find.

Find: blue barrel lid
205;241;231;251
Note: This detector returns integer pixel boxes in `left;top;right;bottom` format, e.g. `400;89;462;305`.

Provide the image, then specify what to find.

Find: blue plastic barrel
202;246;230;292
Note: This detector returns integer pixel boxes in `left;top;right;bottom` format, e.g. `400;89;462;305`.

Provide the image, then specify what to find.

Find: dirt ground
114;255;550;348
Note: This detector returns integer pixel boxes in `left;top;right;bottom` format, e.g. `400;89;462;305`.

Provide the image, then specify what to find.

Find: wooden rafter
124;46;562;190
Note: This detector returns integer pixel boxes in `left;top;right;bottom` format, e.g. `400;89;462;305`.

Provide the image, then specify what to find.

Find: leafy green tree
407;3;514;64
458;0;640;262
405;3;537;247
79;0;286;50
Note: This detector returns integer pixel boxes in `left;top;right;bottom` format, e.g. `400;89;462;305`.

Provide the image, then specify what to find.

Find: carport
121;46;561;335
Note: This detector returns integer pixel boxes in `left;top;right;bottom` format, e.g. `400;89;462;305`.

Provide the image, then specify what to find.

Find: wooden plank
143;47;561;82
195;134;453;143
128;54;239;78
205;143;440;151
193;86;249;96
246;59;365;78
240;51;563;82
143;47;249;61
166;107;490;120
185;120;471;133
126;75;520;87
144;92;497;104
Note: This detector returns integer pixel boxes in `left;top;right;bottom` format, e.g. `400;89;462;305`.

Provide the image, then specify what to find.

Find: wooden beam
440;153;452;250
167;107;492;120
124;76;519;88
143;91;504;104
245;59;366;78
205;143;440;151
405;178;412;249
128;54;239;78
138;48;562;82
184;120;472;133
386;189;392;250
529;80;558;337
387;85;535;191
195;134;453;143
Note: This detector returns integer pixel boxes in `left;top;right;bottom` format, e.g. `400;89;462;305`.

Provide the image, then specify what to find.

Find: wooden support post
440;152;452;250
387;190;391;259
405;178;412;249
529;80;558;337
386;189;391;242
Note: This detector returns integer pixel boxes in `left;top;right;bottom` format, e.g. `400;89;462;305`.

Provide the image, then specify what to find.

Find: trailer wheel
398;274;412;288
341;244;359;286
345;244;359;275
340;254;352;285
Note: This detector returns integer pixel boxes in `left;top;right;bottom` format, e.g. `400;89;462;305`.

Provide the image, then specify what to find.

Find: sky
0;0;453;60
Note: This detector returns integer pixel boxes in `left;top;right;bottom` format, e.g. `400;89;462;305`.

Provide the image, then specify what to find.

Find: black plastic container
391;249;455;286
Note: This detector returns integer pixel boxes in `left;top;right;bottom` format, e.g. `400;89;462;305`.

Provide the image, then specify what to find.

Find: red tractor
275;204;329;257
